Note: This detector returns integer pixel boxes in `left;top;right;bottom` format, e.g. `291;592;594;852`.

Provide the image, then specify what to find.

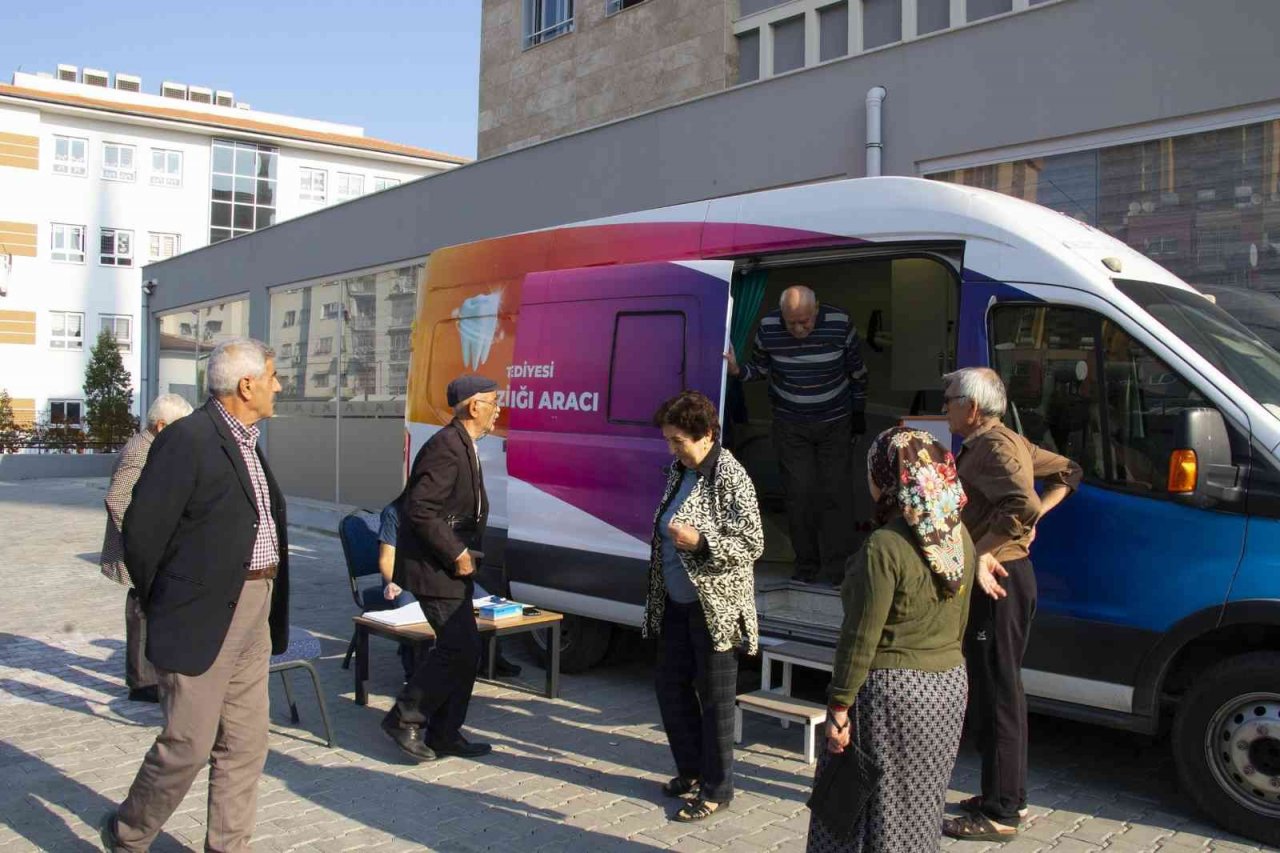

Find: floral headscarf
867;427;968;596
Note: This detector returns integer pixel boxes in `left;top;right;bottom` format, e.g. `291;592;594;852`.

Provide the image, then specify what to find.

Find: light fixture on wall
0;252;11;297
142;278;157;296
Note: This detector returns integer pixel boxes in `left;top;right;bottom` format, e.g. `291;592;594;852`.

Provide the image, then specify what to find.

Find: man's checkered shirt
211;398;280;573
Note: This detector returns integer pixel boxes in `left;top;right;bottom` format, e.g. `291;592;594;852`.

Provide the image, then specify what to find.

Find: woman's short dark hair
653;390;720;442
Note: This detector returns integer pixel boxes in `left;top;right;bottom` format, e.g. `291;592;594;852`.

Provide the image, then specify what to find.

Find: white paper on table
362;601;428;626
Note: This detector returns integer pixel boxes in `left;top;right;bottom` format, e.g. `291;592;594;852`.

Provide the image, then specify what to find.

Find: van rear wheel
525;613;612;674
1172;652;1280;846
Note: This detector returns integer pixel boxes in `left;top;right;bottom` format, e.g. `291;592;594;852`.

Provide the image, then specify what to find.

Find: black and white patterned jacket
643;444;764;654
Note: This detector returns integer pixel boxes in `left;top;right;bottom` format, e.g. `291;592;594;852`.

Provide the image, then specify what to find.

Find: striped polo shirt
739;303;868;423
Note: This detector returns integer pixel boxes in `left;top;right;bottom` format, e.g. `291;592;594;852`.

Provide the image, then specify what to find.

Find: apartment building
0;67;467;428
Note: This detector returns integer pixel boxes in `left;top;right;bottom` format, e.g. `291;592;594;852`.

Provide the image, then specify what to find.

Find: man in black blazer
101;338;287;853
382;374;500;761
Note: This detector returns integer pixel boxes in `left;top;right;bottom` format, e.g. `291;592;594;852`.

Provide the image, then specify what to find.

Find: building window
312;372;330;389
524;0;574;48
282;310;297;328
967;0;1013;22
605;0;647;13
772;15;806;74
373;176;400;191
100;314;133;352
280;342;293;359
736;30;760;84
336;172;364;201
50;311;84;350
210;138;278;244
818;2;849;60
916;0;950;34
149;232;182;261
862;0;902;49
314;336;333;355
51;223;85;263
322;302;340;319
100;228;134;267
150;148;182;187
49;400;83;426
102;142;136;182
53;135;87;177
299;167;327;203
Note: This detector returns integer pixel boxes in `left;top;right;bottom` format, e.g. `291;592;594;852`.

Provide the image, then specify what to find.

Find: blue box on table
477;598;523;620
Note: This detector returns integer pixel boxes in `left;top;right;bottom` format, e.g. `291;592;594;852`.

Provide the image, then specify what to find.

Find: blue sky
0;0;482;159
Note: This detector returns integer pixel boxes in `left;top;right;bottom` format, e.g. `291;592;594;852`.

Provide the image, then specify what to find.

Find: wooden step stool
734;689;828;764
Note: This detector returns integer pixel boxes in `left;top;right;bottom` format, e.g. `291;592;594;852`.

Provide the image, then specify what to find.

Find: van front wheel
1172;652;1280;846
525;614;612;674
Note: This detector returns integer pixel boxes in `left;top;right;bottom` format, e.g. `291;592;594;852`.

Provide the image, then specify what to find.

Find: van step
734;690;828;765
764;640;835;668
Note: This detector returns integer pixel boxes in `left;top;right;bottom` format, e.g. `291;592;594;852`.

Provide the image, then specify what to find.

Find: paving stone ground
0;477;1275;852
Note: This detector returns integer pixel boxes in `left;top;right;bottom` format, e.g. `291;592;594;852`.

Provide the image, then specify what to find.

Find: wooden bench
734;689;829;765
352;609;563;704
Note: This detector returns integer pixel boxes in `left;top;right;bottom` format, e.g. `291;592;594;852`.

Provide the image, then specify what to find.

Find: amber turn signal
1168;449;1198;493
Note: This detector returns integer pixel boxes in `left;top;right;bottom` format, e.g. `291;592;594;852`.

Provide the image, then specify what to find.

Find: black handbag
805;710;883;839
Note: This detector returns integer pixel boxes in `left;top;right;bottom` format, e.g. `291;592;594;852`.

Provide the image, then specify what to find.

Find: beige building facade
479;0;736;158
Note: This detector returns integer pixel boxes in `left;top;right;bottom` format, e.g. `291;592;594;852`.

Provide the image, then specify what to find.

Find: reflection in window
157;299;250;405
991;304;1209;496
928;118;1280;294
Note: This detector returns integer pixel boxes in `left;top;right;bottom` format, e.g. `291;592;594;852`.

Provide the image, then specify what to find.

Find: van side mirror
1168;408;1242;507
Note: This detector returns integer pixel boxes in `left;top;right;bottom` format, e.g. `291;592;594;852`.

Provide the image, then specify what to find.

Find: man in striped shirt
727;285;868;583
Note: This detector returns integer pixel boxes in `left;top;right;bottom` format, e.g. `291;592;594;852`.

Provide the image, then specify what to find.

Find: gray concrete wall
0;453;118;481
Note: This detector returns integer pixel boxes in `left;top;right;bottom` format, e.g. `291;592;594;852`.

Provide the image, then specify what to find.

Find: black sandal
942;813;1018;842
957;795;1028;819
661;776;700;799
674;797;728;822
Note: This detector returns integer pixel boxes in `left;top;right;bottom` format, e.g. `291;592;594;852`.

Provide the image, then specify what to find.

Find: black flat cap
447;374;499;407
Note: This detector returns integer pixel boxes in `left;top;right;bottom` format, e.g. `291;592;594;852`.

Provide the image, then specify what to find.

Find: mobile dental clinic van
406;176;1280;843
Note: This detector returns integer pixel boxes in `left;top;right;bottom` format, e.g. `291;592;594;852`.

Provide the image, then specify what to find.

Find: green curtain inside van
730;270;767;358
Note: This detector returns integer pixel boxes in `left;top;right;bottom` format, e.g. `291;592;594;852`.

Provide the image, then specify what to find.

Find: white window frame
100;314;133;353
99;228;134;267
312;372;330;388
524;0;574;48
336;172;365;201
49;399;84;427
373;176;400;191
299;167;327;203
52;135;87;177
150;148;183;187
51;223;85;264
102;142;136;182
314;336;334;355
322;302;340;319
280;342;293;359
148;232;182;261
50;311;85;350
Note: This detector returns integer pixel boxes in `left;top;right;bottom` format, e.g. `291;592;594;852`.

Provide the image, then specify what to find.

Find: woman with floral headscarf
806;427;977;853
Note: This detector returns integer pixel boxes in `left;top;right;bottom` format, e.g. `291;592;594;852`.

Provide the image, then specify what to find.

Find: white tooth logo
454;290;503;369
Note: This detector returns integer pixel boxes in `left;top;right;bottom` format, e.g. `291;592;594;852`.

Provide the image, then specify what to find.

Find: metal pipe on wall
866;86;887;177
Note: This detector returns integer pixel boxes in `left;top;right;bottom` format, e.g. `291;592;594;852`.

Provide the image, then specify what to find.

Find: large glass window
157;299;251;405
928;118;1280;295
991;303;1211;496
268;262;425;506
209;139;278;244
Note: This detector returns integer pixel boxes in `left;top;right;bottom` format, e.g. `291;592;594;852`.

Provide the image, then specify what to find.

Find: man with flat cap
381;374;500;761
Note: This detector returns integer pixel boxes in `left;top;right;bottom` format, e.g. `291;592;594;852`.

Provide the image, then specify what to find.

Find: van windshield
1115;278;1280;417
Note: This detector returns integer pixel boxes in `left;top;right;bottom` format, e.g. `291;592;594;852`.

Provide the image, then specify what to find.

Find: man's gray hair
207;338;274;397
146;393;193;428
944;367;1007;419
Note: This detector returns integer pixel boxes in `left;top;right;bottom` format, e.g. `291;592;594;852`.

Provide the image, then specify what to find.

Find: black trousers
125;588;157;690
655;599;737;803
772;415;856;581
964;556;1037;822
390;596;480;745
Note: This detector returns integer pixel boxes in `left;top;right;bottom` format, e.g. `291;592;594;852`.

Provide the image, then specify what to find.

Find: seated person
379;499;522;679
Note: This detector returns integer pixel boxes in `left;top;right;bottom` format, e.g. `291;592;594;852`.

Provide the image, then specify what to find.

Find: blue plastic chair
269;626;335;747
339;510;382;670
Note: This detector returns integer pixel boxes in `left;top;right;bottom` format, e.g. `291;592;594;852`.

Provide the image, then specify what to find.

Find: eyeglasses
475;398;500;409
941;394;968;413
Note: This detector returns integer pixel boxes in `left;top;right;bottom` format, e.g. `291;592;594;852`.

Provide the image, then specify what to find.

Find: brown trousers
115;579;272;853
125;588;157;690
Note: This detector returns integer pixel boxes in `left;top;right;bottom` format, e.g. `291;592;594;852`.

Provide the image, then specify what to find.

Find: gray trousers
773;414;856;581
115;579;272;853
125;588;157;690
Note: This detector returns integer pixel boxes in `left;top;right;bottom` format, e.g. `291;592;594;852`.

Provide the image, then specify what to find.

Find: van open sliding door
505;260;733;627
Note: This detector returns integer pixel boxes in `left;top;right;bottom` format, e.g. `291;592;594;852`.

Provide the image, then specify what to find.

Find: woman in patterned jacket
807;427;982;853
644;390;764;823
